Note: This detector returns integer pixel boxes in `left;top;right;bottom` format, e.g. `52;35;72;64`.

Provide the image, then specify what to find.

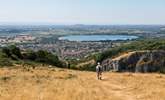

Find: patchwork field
0;66;165;100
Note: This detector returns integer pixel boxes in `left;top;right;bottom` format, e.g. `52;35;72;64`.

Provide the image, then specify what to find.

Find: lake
59;35;138;41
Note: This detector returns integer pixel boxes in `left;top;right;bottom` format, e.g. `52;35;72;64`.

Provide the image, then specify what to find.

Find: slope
0;66;165;100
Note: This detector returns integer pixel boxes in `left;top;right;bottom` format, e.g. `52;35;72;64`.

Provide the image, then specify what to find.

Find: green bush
23;50;37;60
1;45;23;60
35;50;63;67
2;47;11;57
0;58;13;67
9;45;23;59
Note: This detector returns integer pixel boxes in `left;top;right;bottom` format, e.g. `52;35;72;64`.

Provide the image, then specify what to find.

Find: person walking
96;62;103;80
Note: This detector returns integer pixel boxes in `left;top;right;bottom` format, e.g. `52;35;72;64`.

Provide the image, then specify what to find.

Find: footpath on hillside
0;67;165;100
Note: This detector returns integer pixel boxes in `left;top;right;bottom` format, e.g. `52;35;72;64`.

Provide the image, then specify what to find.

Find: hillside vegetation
0;67;165;100
0;39;165;72
0;45;64;67
72;39;165;71
95;39;165;62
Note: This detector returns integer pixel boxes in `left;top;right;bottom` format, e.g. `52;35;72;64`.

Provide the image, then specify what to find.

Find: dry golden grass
0;66;165;100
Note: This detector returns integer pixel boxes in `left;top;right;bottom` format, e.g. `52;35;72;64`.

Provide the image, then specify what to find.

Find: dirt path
100;78;136;100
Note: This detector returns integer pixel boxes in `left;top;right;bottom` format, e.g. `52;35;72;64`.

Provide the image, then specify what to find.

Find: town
0;25;165;61
0;33;119;60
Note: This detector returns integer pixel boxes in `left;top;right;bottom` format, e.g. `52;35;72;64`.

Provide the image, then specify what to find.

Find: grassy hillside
95;38;165;62
0;66;165;100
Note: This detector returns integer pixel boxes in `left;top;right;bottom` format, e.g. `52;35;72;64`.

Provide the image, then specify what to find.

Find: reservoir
59;35;138;41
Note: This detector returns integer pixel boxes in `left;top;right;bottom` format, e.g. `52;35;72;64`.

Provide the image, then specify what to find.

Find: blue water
59;35;138;41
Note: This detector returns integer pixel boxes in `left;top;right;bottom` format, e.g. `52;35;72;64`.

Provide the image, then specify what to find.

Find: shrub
35;50;48;62
35;50;63;67
0;58;13;67
23;50;37;60
9;45;23;59
2;47;11;57
2;45;23;59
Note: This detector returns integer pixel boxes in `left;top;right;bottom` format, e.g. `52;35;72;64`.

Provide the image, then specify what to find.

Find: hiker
96;62;103;80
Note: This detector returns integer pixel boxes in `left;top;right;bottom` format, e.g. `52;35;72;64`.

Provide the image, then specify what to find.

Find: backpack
98;66;101;72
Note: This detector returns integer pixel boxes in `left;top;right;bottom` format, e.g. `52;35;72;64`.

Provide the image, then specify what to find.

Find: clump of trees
0;56;12;67
0;45;63;67
2;45;23;60
23;50;63;67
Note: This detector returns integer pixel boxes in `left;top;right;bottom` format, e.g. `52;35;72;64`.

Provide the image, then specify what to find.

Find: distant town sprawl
0;34;36;43
0;25;165;60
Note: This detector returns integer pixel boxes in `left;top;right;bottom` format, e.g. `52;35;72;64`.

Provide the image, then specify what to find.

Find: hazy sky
0;0;165;25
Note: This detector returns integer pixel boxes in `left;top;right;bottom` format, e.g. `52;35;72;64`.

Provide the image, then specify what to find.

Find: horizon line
0;22;164;26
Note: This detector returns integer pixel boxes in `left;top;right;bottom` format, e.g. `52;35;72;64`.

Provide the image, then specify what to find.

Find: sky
0;0;165;25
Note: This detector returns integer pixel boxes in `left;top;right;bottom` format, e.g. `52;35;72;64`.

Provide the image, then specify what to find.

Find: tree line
0;45;64;67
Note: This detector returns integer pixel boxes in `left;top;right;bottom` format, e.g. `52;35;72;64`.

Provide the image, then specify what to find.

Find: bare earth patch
0;67;165;100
